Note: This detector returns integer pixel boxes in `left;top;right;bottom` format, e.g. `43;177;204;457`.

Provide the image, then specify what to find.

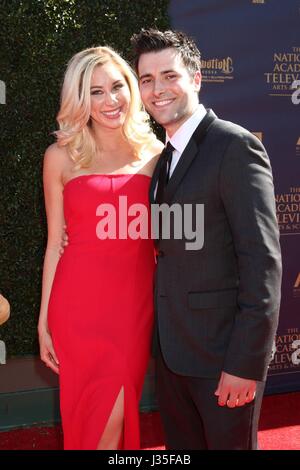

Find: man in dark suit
131;29;282;450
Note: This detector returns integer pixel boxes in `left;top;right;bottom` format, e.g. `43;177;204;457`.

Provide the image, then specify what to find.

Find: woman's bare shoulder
140;139;164;176
150;138;164;156
43;143;71;184
44;142;69;163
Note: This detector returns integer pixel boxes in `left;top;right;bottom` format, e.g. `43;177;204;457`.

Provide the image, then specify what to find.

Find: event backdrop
169;0;300;393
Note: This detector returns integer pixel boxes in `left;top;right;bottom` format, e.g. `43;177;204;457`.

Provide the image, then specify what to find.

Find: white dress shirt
154;104;207;199
166;103;207;178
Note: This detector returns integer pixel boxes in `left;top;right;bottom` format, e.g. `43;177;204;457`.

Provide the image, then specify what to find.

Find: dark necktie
156;142;174;204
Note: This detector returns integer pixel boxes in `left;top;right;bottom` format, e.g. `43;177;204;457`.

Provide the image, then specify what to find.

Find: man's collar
166;104;207;154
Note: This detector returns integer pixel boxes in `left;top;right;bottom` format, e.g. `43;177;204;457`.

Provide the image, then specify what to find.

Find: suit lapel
149;109;217;204
164;109;217;203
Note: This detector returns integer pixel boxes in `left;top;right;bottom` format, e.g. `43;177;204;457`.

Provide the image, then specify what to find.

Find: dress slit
96;385;124;450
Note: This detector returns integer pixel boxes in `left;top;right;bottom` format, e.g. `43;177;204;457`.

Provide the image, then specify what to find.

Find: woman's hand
59;224;69;256
39;328;60;374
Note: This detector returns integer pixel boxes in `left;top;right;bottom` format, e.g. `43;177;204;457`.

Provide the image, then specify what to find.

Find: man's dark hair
131;29;201;76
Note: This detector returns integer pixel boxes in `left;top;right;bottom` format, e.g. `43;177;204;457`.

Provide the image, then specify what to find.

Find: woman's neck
91;123;128;153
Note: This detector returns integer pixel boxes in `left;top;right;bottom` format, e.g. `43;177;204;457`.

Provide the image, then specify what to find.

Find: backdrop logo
252;132;263;142
0;80;5;104
269;328;300;373
276;187;300;235
251;0;265;3
292;80;300;104
201;57;234;83
264;47;300;98
294;273;300;298
296;137;300;157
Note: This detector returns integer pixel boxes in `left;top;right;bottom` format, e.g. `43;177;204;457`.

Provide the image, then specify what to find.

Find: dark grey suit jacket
150;109;282;382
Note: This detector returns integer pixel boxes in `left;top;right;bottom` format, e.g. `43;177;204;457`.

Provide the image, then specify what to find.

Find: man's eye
166;74;176;80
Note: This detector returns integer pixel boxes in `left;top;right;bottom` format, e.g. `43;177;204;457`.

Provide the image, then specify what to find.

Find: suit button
158;250;165;257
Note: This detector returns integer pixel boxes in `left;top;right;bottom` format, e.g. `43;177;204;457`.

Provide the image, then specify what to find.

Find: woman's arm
38;144;66;374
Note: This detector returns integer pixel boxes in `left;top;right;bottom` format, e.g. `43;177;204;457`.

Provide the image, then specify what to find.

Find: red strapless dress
47;174;155;449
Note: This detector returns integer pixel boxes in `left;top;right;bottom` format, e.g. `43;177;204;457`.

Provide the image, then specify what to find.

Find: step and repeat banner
169;0;300;393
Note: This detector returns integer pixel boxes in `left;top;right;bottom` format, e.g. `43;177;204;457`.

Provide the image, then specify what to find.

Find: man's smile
152;99;175;108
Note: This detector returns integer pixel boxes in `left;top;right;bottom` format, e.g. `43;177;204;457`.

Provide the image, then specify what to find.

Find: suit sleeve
219;131;282;381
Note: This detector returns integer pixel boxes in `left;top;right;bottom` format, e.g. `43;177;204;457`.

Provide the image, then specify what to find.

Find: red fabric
47;174;155;449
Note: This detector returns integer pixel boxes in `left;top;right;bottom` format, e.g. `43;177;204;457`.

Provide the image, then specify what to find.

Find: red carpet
0;392;299;450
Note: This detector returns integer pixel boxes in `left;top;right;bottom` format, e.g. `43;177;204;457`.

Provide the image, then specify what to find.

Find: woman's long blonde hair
55;46;156;169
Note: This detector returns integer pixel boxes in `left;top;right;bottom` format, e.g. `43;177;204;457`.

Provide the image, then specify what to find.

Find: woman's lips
101;107;122;119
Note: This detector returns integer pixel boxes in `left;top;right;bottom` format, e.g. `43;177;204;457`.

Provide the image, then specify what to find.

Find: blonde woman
38;46;163;450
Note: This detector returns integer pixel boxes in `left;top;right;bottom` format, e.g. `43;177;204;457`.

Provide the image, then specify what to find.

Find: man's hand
215;371;257;408
59;224;69;256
